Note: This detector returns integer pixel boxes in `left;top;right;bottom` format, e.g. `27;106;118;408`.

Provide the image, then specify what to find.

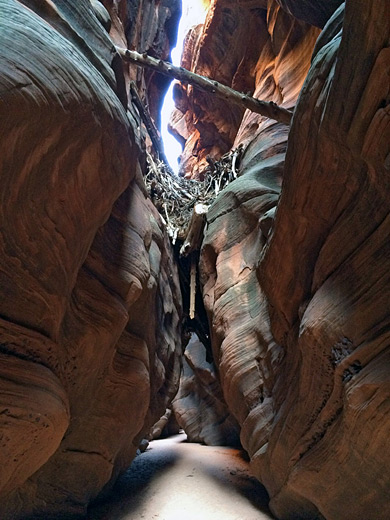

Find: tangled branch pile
145;145;243;245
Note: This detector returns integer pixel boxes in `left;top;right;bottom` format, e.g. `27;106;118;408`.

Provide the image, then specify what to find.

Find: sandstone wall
169;0;319;179
195;0;390;518
169;1;270;178
117;0;181;124
258;2;390;518
2;0;390;518
174;0;317;453
172;333;240;446
0;1;181;518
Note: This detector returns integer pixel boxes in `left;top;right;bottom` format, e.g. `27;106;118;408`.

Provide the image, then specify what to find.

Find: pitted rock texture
198;1;390;519
169;0;318;179
0;1;181;518
172;334;241;446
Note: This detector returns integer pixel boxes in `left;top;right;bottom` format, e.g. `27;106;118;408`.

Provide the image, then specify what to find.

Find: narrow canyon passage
2;2;390;519
88;434;273;520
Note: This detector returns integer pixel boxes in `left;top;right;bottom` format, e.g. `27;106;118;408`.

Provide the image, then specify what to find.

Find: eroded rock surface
274;0;343;28
169;1;318;179
172;334;240;446
257;2;390;518
194;0;390;519
147;408;180;441
169;4;267;178
175;0;316;457
0;1;181;518
120;0;181;124
2;0;390;519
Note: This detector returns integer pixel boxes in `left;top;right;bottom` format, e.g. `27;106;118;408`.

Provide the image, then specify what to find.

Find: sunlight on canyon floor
88;433;273;520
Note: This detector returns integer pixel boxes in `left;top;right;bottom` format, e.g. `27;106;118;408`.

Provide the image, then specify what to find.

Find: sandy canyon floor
88;433;274;520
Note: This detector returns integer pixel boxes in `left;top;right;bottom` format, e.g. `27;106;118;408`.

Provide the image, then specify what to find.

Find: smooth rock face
0;1;181;518
200;151;284;459
172;334;241;446
197;0;390;519
258;2;390;518
3;1;390;519
183;0;316;454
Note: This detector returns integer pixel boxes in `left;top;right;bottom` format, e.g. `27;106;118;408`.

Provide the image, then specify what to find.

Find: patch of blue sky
160;0;207;174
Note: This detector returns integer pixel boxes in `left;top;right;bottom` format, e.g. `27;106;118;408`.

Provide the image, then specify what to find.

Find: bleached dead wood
180;203;208;257
189;257;197;320
116;48;293;125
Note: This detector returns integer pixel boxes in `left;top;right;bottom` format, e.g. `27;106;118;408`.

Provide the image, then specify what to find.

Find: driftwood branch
180;203;208;257
189;257;197;320
117;48;293;125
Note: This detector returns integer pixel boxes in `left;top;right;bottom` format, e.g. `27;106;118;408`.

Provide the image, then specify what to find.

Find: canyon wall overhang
196;0;390;518
0;1;182;517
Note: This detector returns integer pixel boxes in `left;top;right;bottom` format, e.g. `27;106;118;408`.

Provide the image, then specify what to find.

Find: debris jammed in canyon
144;146;243;249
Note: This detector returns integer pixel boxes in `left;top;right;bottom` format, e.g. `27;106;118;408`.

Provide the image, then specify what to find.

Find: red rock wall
196;0;390;519
172;334;240;446
177;0;317;453
0;1;181;518
120;0;181;125
169;1;319;179
170;1;272;178
258;2;390;518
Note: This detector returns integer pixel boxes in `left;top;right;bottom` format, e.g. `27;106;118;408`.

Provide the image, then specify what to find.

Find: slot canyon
1;1;390;519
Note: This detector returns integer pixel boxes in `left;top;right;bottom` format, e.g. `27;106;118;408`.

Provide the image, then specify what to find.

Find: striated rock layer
169;0;319;179
177;0;316;451
172;334;240;446
257;2;390;518
169;2;266;178
0;1;181;518
196;0;390;519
